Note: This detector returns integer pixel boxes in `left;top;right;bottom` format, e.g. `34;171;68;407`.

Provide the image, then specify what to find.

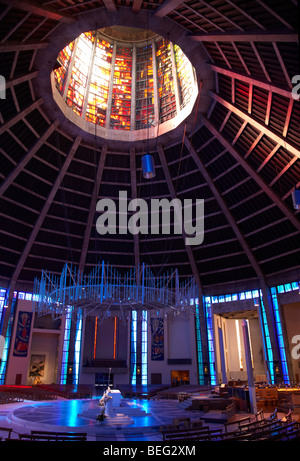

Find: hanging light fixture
142;153;156;179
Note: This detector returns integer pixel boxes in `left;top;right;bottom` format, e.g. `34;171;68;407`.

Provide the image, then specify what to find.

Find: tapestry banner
151;317;164;360
13;311;33;357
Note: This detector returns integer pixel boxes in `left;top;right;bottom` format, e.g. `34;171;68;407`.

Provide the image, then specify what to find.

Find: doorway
171;370;189;387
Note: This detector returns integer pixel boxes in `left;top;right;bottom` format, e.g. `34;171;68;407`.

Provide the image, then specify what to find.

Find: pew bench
255;421;299;441
161;426;221;441
0;427;13;440
30;430;87;441
238;418;267;431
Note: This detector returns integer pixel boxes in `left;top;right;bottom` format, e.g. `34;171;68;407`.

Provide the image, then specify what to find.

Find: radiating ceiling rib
1;11;31;43
0;97;43;136
214;42;232;68
172;9;207;33
199;0;244;31
78;144;108;274
181;2;225;31
21;16;48;43
0;120;58;196
0;134;82;340
209;65;293;99
0;41;49;53
8;134;82;283
256;0;294;30
191;32;298;42
0;0;76;23
272;43;293;90
5;71;39;90
250;42;271;82
231;42;250;75
224;0;267;30
0;4;10;21
283;99;294;138
269;157;298;188
184;135;265;279
198;115;300;233
153;0;184;18
256;144;280;172
102;0;117;12
210;92;300;160
265;92;272;126
132;0;143;13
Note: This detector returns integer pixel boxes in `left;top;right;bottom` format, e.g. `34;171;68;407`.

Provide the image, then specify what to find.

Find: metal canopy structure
33;261;198;323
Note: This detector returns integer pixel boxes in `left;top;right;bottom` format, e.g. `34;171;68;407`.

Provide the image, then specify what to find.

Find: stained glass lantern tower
52;27;198;143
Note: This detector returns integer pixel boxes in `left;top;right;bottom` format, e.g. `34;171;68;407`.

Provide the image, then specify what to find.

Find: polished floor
0;390;230;441
0;391;286;442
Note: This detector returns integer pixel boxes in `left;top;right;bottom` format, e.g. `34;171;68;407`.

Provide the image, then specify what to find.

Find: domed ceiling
0;0;299;297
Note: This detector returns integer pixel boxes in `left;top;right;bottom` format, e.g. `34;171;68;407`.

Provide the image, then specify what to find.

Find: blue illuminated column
130;310;148;386
73;310;83;385
194;298;205;385
60;307;73;385
204;297;217;385
130;310;137;385
141;310;148;386
60;308;83;385
270;287;290;384
258;294;275;384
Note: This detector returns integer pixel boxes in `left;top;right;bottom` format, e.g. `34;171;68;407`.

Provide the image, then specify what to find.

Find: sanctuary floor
0;392;286;442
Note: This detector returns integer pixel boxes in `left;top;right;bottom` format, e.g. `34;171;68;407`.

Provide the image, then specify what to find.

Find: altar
107;389;122;407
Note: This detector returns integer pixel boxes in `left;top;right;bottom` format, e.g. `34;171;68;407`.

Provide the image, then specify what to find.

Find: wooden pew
258;421;299;441
223;415;251;432
16;430;87;441
30;430;87;441
161;425;221;441
0;427;13;440
267;408;278;421
281;409;292;423
238;417;268;431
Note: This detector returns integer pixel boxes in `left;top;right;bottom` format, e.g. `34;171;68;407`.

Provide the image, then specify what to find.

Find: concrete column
218;326;227;384
242;319;257;414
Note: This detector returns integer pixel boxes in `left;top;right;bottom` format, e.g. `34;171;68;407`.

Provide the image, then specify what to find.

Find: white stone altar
107;389;122;407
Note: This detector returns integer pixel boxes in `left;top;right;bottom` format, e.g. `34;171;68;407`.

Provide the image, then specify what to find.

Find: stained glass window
111;46;132;130
136;45;154;130
156;38;177;123
52;28;197;137
66;32;95;116
54;41;75;94
174;44;195;110
85;38;113;126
